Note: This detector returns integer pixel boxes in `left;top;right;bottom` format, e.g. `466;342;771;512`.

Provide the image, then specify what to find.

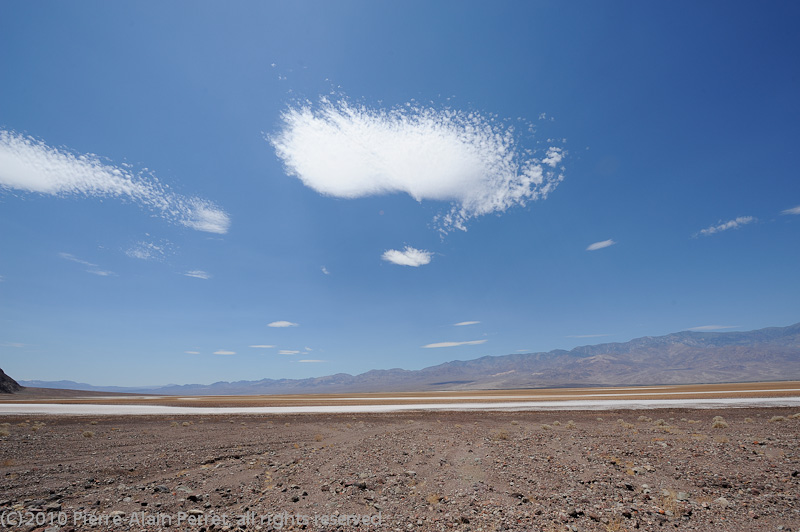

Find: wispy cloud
59;252;114;276
422;339;487;348
183;270;211;279
695;216;755;237
1;342;25;348
687;325;739;331
298;359;325;363
184;350;200;355
279;350;300;355
213;350;236;355
250;344;276;349
268;321;299;328
453;321;480;326
0;129;230;234
781;205;800;215
382;246;433;267
586;239;615;251
270;97;565;234
125;240;170;261
321;266;330;275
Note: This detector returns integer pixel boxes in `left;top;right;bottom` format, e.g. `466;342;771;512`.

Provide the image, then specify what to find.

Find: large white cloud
270;98;565;233
381;246;432;267
0;130;230;234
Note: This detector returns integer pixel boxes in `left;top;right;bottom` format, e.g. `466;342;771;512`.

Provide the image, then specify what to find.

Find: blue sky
1;1;799;387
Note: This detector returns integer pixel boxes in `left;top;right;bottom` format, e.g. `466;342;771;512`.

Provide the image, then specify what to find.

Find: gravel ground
1;407;799;531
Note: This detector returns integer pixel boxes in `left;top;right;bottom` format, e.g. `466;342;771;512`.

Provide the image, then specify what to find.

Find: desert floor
1;401;799;531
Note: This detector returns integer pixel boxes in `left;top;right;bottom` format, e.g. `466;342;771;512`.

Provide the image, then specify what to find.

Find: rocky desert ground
1;407;799;532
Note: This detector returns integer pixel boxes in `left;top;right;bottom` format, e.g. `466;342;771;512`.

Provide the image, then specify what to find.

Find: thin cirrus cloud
183;270;211;280
422;339;487;348
279;350;300;355
268;321;299;328
184;351;200;355
213;350;236;355
0;129;230;234
299;359;325;363
586;239;615;251
270;97;566;234
453;321;480;326
695;216;755;237
59;252;114;276
382;246;433;267
781;205;800;215
125;240;170;261
250;345;276;349
687;325;739;331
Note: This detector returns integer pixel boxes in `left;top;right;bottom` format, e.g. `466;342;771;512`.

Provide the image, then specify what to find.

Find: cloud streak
213;350;236;355
270;98;565;233
454;321;480;326
687;325;739;331
781;205;800;215
183;270;211;280
586;239;615;251
422;339;487;348
0;130;230;234
695;216;755;237
59;252;114;276
382;246;433;267
268;321;299;328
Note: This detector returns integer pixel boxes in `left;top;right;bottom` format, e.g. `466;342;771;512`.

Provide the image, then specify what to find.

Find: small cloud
422;339;487;348
586;239;615;251
269;97;565;234
268;321;299;328
781;205;800;215
695;216;755;237
250;344;276;349
125;240;170;261
0;129;230;234
87;269;114;277
2;342;25;348
279;350;300;355
0;275;5;282
184;351;200;355
213;350;236;355
298;359;325;363
321;266;330;275
382;246;433;267
183;270;211;279
566;334;612;339
687;325;739;331
453;321;480;326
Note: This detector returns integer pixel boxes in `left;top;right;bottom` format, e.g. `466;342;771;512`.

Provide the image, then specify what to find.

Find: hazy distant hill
20;322;800;395
0;368;22;393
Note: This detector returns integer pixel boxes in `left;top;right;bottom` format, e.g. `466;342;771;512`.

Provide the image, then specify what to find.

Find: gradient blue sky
1;1;799;386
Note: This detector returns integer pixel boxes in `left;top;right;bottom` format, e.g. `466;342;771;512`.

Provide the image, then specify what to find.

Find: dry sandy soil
1;405;800;532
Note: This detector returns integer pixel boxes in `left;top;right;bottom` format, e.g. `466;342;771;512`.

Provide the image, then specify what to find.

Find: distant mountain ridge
19;322;800;395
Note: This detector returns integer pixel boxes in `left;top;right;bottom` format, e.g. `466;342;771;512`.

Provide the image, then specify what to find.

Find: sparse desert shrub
0;425;10;437
171;421;179;427
89;421;98;425
769;416;786;423
653;419;667;426
426;493;443;505
638;415;652;423
510;420;519;426
552;420;561;427
314;434;323;442
541;424;552;431
82;431;95;438
711;416;728;429
744;417;754;423
183;421;191;427
566;420;576;429
680;418;688;422
493;430;509;441
790;413;800;419
596;417;604;422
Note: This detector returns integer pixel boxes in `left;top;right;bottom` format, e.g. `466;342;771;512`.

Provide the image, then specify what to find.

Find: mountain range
14;322;800;395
